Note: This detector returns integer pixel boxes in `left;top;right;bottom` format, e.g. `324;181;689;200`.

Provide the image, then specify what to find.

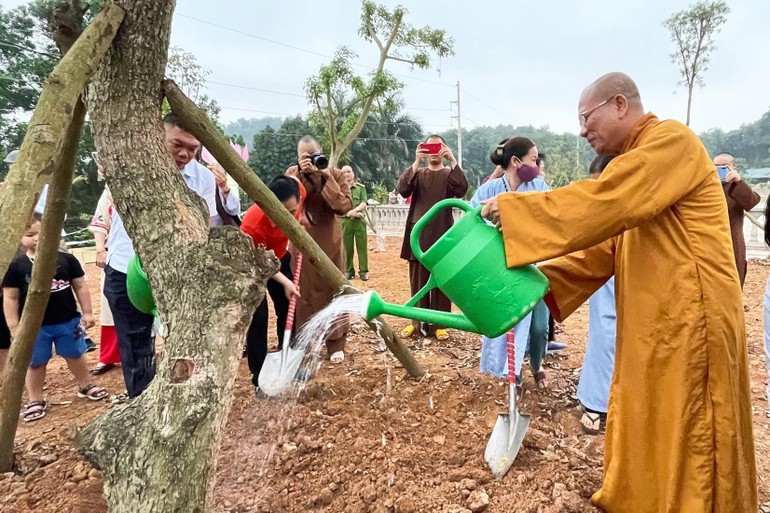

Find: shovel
484;329;530;478
258;253;305;397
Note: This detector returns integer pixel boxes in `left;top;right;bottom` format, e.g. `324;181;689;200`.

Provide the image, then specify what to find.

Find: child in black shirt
2;220;108;422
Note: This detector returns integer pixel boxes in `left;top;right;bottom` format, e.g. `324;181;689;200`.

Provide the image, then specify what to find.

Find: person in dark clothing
397;134;468;341
240;176;303;397
713;152;760;288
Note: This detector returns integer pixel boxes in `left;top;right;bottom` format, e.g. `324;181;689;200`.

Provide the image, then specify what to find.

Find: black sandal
580;411;606;435
21;401;47;422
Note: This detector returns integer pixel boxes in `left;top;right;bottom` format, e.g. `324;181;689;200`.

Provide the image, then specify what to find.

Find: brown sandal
533;370;549;389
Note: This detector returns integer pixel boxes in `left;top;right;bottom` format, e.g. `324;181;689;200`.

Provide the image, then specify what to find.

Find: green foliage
439;125;594;189
0;4;57;113
166;46;221;123
305;1;453;167
663;1;730;125
249;116;311;183
699;106;770;170
370;182;389;204
344;95;423;188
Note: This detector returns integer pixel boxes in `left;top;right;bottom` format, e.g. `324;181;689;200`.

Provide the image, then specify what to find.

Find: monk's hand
725;169;741;183
298;152;318;174
413;146;429;169
480;198;501;228
440;144;458;168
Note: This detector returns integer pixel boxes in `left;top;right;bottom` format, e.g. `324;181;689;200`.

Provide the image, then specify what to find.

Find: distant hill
222;117;283;148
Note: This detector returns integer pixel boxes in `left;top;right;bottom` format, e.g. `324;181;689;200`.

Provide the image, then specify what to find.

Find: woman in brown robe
286;136;352;362
397;135;468;340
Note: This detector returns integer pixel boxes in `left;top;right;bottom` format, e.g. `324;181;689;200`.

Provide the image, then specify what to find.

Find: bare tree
663;0;730;126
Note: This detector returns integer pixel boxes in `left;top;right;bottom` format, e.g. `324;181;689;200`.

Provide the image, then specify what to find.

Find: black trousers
247;254;293;387
104;265;155;398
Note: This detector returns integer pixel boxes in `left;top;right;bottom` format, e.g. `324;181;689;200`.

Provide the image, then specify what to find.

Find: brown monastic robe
397;165;468;334
286;165;352;355
721;180;760;288
496;114;756;512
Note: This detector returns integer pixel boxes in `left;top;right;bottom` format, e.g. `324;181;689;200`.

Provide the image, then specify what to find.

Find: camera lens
312;154;329;170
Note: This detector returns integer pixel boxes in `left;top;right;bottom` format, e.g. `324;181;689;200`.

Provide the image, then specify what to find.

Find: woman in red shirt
240;176;305;397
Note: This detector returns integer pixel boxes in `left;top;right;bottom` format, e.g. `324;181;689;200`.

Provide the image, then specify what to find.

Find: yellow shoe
400;325;416;338
434;329;449;341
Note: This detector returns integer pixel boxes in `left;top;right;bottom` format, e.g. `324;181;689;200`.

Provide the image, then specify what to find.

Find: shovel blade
257;347;306;397
484;411;531;479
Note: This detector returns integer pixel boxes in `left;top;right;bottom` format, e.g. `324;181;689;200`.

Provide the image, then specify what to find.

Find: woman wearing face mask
470;136;551;396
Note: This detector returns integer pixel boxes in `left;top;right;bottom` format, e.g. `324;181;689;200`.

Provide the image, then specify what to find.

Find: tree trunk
0;3;124;280
686;82;694;126
75;2;276;511
0;98;85;472
164;80;426;379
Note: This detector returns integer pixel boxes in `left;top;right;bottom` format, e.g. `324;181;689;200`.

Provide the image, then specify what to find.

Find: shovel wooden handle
285;253;303;333
506;329;516;385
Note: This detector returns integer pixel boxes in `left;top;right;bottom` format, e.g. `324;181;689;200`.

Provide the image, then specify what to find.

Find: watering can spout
360;291;479;333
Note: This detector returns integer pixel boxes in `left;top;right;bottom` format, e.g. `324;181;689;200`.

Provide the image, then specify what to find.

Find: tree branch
367;16;383;51
385;54;417;65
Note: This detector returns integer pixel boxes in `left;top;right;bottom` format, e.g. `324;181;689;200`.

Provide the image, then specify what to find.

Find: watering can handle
410;198;475;261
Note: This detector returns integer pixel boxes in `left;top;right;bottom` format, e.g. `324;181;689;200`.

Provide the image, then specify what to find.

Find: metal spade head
257;336;307;397
484;383;531;479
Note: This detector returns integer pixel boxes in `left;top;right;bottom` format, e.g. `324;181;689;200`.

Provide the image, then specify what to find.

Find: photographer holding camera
285;135;353;364
713;151;760;288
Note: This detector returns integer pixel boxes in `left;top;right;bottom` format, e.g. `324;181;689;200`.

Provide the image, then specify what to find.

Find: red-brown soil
0;238;768;512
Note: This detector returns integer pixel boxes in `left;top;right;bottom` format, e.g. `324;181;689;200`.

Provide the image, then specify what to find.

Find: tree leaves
662;1;730;125
306;1;453;167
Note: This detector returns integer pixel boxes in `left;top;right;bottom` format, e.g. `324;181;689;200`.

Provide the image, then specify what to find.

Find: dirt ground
0;237;769;512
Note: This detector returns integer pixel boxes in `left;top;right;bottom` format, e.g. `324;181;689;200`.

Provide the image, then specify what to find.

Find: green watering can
126;255;157;316
360;199;549;338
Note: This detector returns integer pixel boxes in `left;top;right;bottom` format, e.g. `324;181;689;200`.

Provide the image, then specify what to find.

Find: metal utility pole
450;80;462;168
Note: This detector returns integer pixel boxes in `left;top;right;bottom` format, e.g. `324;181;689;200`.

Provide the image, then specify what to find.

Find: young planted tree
663;0;730;126
305;1;453;168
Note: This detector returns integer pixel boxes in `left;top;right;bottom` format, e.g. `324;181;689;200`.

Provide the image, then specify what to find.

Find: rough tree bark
75;1;276;511
164;80;426;379
0;99;86;472
0;3;124;280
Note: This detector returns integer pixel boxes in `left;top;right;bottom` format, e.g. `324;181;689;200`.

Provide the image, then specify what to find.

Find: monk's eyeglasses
579;95;618;128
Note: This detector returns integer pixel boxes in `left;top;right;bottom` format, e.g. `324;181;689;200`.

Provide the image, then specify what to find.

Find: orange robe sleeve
497;119;715;267
538;238;615;322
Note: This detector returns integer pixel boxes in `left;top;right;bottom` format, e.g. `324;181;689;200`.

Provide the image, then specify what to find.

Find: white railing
366;204;463;237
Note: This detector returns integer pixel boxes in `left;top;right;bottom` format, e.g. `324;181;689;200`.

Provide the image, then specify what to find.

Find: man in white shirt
103;112;218;398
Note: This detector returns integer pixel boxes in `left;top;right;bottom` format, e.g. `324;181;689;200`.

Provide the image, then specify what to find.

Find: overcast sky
7;0;770;135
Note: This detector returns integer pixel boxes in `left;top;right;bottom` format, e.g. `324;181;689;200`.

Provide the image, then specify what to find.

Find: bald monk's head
578;72;646;154
297;135;321;159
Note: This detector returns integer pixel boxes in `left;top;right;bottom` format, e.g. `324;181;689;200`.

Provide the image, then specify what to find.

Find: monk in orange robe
481;72;756;513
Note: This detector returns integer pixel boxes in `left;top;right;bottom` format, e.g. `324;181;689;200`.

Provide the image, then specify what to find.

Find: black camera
308;152;329;170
